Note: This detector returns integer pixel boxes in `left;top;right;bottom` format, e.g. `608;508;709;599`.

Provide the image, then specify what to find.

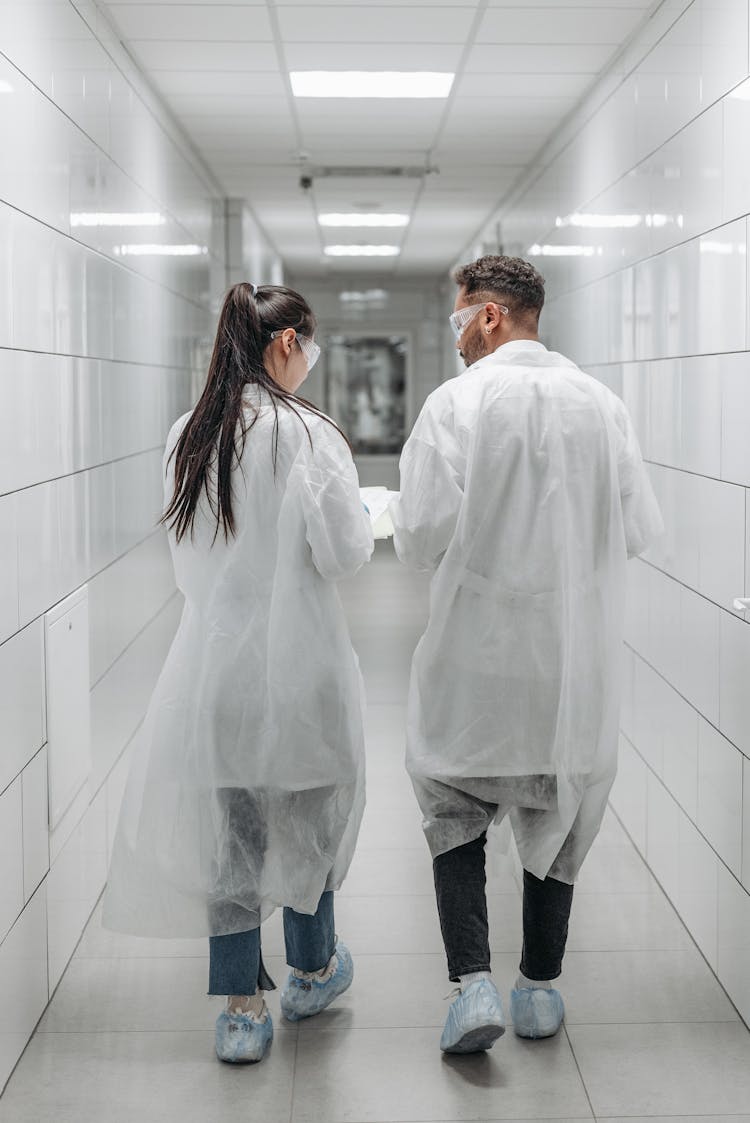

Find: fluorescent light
729;78;750;100
319;213;409;228
0;80;13;94
339;289;389;302
528;244;595;257
556;213;642;229
291;71;454;99
325;244;400;257
113;244;207;257
555;212;686;231
71;211;166;228
700;240;746;255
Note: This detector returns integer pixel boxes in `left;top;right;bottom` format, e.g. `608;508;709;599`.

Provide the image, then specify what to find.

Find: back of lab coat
103;389;374;937
391;340;662;880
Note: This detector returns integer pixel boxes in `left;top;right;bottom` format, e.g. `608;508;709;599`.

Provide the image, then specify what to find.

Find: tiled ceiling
102;0;659;276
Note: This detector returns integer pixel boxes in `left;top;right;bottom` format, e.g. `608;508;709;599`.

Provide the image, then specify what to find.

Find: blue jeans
208;890;336;995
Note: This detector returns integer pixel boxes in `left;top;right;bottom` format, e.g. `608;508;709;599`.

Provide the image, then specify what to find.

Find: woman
103;283;374;1064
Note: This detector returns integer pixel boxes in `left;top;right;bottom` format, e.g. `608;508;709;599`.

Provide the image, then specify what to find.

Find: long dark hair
161;282;345;544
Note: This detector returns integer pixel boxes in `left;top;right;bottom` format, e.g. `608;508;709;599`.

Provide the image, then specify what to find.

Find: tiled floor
2;543;750;1122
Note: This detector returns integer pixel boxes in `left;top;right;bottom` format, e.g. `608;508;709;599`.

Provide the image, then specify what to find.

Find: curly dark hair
453;255;546;321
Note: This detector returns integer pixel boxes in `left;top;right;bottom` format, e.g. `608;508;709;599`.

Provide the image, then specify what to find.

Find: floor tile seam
563;946;693;953
291;1016;746;1036
286;1026;299;1123
338;891;523;898
568;889;660;898
31;1026;299;1035
292;1017;738;1032
72;953;211;960
565;1018;750;1031
563;1023;599;1121
562;1016;741;1026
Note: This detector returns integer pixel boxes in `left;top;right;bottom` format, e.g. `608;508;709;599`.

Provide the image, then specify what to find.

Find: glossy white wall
0;0;228;1092
478;0;750;1027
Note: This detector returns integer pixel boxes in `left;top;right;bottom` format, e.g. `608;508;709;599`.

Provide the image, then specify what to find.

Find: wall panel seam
638;557;748;624
0;345;194;373
0;43;222;253
91;586;180;692
620;728;749;899
463;0;699;258
0;197;216;310
542;219;749;304
1;445;169;501
625;643;748;761
2;527;172;650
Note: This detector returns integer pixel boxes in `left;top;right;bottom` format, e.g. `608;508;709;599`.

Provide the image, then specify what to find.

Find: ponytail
161;282;349;544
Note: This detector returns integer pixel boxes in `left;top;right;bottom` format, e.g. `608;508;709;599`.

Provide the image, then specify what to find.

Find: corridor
1;546;749;1122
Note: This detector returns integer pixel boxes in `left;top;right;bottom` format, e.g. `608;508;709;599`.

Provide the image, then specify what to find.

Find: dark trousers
433;832;574;982
208;890;336;996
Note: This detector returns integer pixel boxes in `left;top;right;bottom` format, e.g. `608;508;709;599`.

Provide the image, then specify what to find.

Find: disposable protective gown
103;388;374;937
390;340;662;882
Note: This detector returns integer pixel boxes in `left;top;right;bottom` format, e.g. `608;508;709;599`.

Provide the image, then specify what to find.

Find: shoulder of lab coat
599;383;664;560
297;410;375;581
391;377;467;572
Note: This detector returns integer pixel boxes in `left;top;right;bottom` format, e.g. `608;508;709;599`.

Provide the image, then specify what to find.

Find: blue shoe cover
280;942;353;1022
510;986;565;1039
440;978;506;1054
215;1007;273;1063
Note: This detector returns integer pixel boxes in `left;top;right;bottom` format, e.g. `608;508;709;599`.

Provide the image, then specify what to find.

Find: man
390;255;662;1054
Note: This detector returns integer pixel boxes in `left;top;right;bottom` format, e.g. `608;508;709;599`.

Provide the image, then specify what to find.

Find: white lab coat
391;340;662;882
103;388;374;937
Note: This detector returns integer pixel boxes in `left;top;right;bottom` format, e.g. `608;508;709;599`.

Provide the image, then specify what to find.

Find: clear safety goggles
449;301;509;340
270;330;321;371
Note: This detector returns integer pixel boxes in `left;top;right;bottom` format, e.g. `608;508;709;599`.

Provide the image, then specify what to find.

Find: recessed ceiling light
528;244;595;257
71;212;166;228
113;244;207;257
555;213;642;230
291;71;454;99
339;289;389;302
324;245;400;257
319;213;409;228
729;78;750;99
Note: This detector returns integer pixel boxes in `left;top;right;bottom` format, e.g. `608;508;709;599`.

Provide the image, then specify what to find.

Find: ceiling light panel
274;0;477;5
478;7;643;43
105;4;273;40
291;71;455;98
278;5;474;42
319;213;410;227
324;244;400;256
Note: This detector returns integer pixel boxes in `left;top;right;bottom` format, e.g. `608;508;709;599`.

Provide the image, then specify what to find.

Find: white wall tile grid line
478;0;750;1029
0;1;225;241
624;561;750;758
0;0;251;1096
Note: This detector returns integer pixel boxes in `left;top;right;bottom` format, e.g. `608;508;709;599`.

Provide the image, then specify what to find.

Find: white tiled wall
480;0;750;1026
0;0;276;1094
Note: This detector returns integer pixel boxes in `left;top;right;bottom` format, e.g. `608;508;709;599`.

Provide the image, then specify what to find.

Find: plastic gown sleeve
613;399;664;559
302;426;375;580
391;398;465;571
